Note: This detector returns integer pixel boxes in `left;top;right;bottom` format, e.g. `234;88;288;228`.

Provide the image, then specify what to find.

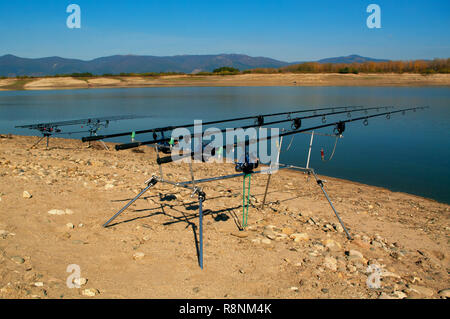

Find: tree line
245;58;450;74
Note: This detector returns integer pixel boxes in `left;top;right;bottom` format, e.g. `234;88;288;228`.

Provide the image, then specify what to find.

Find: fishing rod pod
114;106;392;151
154;106;427;165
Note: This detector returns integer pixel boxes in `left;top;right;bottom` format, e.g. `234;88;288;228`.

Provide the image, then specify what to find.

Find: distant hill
317;54;389;64
0;54;288;77
0;54;390;77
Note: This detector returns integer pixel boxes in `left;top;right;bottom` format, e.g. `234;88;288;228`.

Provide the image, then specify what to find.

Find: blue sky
0;0;449;61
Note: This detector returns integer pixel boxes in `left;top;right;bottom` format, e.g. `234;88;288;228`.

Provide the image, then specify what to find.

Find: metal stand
30;134;50;149
196;189;206;269
306;131;314;169
101;130;352;270
103;177;158;227
311;171;352;240
261;174;271;209
261;136;283;209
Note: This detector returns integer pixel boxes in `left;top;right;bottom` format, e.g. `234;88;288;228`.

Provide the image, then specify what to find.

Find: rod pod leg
30;135;46;149
261;174;272;209
103;177;158;227
242;174;251;228
197;190;206;269
313;174;352;240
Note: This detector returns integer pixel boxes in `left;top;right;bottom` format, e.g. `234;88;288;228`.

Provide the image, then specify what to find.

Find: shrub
213;66;240;74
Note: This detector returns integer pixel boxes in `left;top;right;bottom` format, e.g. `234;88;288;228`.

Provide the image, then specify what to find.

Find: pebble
333;223;344;233
282;227;294;235
346;264;357;273
378;292;397;299
347;249;364;260
48;209;74;215
393;290;408;299
438;289;450;298
133;252;145;260
82;288;99;297
66;223;75;229
261;238;272;245
74;277;88;286
262;227;276;239
48;209;66;215
22;191;32;199
322;239;342;251
34;282;44;287
230;231;248;238
0;229;8;238
323;256;338;271
290;233;309;242
11;256;25;264
104;184;114;190
290;287;299;291
408;284;434;297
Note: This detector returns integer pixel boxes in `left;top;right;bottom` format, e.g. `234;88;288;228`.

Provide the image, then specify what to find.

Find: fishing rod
81;105;365;143
155;106;428;165
114;106;394;151
16;114;148;149
16;114;143;130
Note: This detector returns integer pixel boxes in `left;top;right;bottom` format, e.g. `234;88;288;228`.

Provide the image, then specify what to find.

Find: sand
1;73;449;91
24;77;88;90
0;135;448;299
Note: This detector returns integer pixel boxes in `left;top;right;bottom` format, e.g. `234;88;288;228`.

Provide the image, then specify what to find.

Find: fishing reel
291;118;302;130
235;154;259;174
255;115;264;126
40;126;60;134
333;121;345;136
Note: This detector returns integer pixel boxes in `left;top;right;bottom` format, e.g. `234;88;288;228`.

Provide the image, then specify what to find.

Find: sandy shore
0;73;449;91
0;135;449;299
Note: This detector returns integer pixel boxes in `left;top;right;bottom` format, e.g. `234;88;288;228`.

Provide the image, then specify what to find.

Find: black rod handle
156;155;175;165
82;135;106;142
115;142;141;150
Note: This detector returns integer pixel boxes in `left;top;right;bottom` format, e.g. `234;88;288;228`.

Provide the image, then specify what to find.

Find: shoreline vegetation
1;59;449;91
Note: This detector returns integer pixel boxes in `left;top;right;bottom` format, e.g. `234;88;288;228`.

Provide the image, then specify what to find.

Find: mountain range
0;54;389;77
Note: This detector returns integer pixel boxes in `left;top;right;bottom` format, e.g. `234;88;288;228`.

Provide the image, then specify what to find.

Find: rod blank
155;106;427;164
82;106;364;142
115;106;390;151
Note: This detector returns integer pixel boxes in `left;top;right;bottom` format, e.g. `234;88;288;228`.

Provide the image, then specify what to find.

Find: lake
0;86;449;204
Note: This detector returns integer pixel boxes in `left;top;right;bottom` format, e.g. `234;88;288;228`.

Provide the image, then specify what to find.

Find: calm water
0;87;449;204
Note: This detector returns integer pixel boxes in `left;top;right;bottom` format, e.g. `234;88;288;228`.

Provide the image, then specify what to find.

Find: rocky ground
0;135;449;299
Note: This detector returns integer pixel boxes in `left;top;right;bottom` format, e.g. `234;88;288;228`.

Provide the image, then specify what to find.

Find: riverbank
1;73;449;91
0;135;448;299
